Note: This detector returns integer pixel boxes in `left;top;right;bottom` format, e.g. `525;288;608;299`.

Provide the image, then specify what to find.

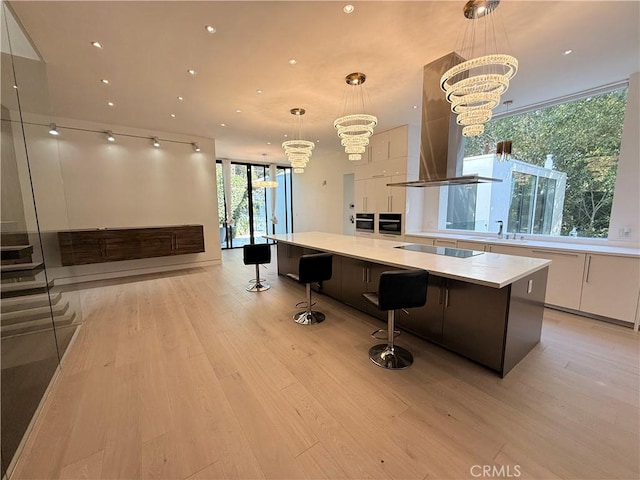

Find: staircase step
1;291;62;313
0;245;33;261
0;262;44;280
0;262;43;272
1;312;76;338
1;302;69;326
0;278;54;298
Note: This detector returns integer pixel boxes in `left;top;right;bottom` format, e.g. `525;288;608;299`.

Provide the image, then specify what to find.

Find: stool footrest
370;329;400;341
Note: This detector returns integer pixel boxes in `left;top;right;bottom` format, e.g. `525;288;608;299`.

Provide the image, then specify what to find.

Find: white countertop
406;232;640;257
267;232;551;289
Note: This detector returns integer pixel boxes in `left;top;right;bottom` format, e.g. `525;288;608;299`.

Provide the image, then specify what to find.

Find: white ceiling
7;1;640;164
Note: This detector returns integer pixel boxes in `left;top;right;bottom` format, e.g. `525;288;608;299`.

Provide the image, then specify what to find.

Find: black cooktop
395;244;484;258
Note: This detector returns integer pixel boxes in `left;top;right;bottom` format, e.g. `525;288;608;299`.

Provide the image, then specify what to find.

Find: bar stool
286;253;333;325
363;269;428;369
243;243;271;292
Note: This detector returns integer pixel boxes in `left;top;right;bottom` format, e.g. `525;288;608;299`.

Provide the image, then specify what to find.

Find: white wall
609;72;640;244
292;149;353;234
15;114;221;283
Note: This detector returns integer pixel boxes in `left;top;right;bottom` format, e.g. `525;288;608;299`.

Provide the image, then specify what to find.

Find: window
443;86;627;238
216;161;293;249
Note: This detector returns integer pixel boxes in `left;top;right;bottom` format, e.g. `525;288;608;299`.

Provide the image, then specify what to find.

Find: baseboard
52;259;221;285
544;304;635;329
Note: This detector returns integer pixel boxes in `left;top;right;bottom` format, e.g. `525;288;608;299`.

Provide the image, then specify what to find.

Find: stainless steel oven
355;213;375;233
378;213;402;236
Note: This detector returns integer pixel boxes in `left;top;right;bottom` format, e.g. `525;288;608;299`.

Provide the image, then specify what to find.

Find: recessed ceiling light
12;85;17;89
107;101;114;107
288;59;297;65
170;113;176;118
101;79;109;84
177;96;184;101
235;109;242;113
343;5;355;14
187;69;196;75
91;41;102;49
267;142;271;145
283;134;288;138
220;123;226;127
412;105;418;109
205;25;216;34
256;89;263;94
563;49;573;55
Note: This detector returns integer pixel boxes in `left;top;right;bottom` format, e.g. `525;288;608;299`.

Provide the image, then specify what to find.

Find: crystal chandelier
252;154;278;188
334;72;377;161
440;0;518;137
282;108;314;174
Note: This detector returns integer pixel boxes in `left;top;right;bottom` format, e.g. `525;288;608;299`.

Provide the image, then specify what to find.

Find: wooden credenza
58;225;205;266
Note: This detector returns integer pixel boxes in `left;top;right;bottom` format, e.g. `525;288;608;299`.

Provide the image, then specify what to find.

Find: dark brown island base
268;232;551;377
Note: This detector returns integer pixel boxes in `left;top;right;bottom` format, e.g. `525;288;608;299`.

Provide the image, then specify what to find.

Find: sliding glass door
217;161;293;249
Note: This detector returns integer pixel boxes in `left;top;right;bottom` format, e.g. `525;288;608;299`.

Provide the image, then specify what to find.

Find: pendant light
282;108;314;174
440;0;518;137
252;154;279;188
334;72;377;161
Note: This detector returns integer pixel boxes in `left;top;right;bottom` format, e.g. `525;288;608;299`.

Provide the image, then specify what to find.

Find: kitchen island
267;232;551;376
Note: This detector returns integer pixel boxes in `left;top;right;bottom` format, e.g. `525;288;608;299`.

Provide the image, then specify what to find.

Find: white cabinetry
434;239;457;247
355;125;409;215
488;244;529;256
529;249;586;310
456;240;485;251
354;179;373;213
373;175;407;213
579;254;640;323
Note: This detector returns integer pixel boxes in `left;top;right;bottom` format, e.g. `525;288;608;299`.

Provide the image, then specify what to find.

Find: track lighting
152;137;160;148
48;123;59;136
106;130;115;142
192;143;201;152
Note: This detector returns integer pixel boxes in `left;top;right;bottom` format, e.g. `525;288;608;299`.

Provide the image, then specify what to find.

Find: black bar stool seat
286;252;333;325
243;243;271;292
363;269;428;369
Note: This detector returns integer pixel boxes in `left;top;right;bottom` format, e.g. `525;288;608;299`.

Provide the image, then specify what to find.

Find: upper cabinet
370;126;408;177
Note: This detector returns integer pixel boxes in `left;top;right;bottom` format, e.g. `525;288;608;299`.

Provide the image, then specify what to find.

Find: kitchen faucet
496;220;504;239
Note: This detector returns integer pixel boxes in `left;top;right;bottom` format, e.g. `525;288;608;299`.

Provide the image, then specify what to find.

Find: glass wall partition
1;3;82;477
217;161;293;249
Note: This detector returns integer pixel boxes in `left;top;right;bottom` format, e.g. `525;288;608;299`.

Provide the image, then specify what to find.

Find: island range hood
388;52;502;188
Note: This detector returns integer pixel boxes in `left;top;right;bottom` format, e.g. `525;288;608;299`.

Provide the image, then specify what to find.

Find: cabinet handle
438;284;443;305
387;140;390;159
366;266;371;283
362;266;366;283
585;256;592;283
445;286;450;307
531;249;579;258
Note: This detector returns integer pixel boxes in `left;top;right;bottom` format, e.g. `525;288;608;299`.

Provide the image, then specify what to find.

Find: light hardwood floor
11;247;640;480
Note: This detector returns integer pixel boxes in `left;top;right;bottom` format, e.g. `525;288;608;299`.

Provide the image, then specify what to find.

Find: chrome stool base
368;344;413;370
246;281;270;292
293;310;325;325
